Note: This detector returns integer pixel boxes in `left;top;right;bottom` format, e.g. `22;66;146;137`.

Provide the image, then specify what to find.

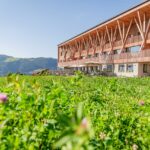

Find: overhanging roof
58;0;150;47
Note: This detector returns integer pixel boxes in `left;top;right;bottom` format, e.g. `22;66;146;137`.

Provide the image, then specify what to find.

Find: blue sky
0;0;142;58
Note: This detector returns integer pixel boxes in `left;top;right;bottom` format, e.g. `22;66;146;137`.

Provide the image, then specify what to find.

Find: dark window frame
118;64;125;72
143;64;148;73
127;64;134;72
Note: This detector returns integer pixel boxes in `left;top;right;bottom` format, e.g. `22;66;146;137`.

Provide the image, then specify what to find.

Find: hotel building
58;1;150;77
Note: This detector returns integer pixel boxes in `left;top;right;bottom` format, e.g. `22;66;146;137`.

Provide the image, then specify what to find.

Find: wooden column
117;19;133;52
134;11;150;50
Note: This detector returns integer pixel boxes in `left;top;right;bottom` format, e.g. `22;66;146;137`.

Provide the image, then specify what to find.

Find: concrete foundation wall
64;62;150;77
114;63;139;77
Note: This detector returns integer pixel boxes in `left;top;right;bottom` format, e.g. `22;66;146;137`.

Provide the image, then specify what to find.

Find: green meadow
0;74;150;150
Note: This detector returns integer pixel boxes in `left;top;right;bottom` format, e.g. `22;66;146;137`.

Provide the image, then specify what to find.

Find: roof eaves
58;0;150;47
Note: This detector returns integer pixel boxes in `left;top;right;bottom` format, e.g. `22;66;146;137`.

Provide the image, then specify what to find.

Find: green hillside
0;55;57;75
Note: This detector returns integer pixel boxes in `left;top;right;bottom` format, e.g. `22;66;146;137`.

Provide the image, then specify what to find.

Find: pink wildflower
76;118;89;135
139;100;145;106
81;118;88;129
0;93;8;103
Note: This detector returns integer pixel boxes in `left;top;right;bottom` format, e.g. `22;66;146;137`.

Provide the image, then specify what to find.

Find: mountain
0;54;57;76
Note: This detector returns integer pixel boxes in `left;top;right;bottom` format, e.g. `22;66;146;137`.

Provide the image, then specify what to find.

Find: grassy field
0;74;150;150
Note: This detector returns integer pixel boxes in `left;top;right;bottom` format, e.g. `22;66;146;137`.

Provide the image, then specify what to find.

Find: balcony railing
58;49;150;67
110;49;150;63
113;40;122;48
126;35;143;45
76;35;145;58
104;43;111;50
88;48;94;55
75;52;80;58
81;50;87;56
59;32;150;63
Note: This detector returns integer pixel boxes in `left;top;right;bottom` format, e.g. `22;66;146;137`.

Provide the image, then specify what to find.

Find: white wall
114;63;139;77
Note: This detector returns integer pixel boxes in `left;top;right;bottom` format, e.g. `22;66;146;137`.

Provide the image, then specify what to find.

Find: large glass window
103;65;113;72
125;46;140;53
131;46;140;53
143;64;148;73
127;64;134;72
118;64;125;72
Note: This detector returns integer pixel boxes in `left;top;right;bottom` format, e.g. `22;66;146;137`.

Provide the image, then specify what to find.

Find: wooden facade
58;1;150;77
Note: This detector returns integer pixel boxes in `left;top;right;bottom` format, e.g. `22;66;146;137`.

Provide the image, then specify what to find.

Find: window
103;65;107;71
125;46;140;53
125;48;130;53
90;66;94;71
107;65;113;72
94;53;99;57
127;64;134;72
130;46;140;53
102;52;108;55
118;64;125;72
88;55;91;58
143;64;148;73
114;49;121;54
103;65;113;72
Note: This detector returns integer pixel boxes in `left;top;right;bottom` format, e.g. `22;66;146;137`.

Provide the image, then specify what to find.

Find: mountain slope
0;55;57;75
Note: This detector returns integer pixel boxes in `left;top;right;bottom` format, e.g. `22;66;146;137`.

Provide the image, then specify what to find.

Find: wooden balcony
103;43;111;50
88;48;94;55
74;52;80;58
81;50;87;56
113;40;122;48
111;35;143;50
58;49;150;67
126;35;143;46
110;50;150;63
79;34;148;57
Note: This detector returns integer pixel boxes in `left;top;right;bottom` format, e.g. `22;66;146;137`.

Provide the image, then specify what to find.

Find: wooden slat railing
58;49;150;67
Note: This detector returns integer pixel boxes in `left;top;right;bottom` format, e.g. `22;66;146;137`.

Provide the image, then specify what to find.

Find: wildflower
139;100;145;106
81;118;88;129
76;118;89;135
0;93;8;103
132;144;138;150
99;132;106;140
